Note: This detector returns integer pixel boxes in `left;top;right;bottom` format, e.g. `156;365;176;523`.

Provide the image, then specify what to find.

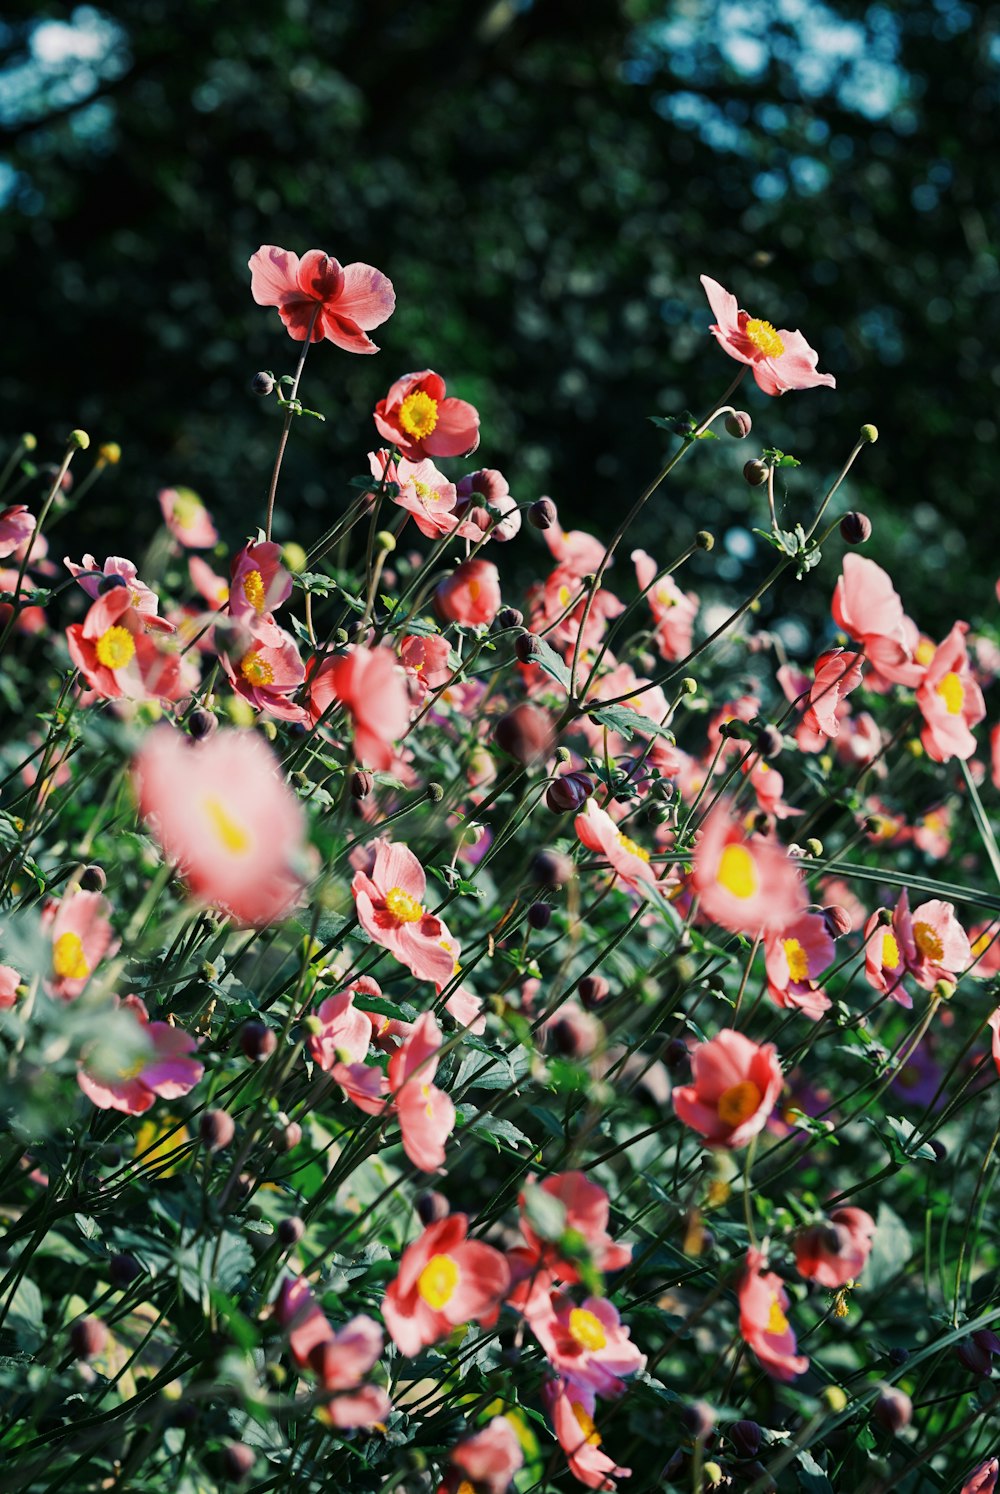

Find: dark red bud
545;770;594;814
494;703;556;766
240;1021;276;1062
529;497;558;530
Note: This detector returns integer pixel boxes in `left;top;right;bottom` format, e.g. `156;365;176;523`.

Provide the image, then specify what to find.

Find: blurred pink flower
831;555;923;687
764;910;835;1021
44;890;117;1001
518;1171;631;1285
794;1207;875;1288
960;1457;999;1494
631;548;698;660
739;1247;808;1380
0;964;21;1009
543;1380;630;1492
701;274;835;395
249;245;395;352
443;1416;523;1494
78;995;202;1113
690;804;805;935
158;487;218;548
275;1276;391;1428
374;370;479;461
0;505;35;558
434;558;502;628
388;1011;456;1172
574;800;659;897
307;645;410;770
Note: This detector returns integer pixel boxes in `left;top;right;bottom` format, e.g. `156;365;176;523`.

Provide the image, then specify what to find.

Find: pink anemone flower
444;1416;524;1494
388;1011;456;1172
701;274;835;394
0;505;35;558
916;622;985;762
275;1276;391;1429
228;541;292;630
543;1379;631;1493
672;1028;782;1149
44;890;117;1001
66;588;182;703
631;548;698;660
381;1214;510;1357
249;245;395;352
574;800;659;897
764;909;835;1021
960;1457;999;1494
77;995;202;1113
158;487;218;549
794;1207;876;1288
307;645;411;770
690;803;805;935
831;555;923;687
307;986;373;1071
134;727;306;927
803;648;864;738
374;370;480;462
434;558;502;628
63;555;170;631
352;840;459;988
528;1293;645;1398
518;1171;631;1284
738;1247;808;1381
221;619;308;723
0;964;22;1009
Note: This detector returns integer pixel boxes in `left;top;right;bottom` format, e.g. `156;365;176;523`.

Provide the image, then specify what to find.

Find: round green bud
68;429;90;450
860;424;879;444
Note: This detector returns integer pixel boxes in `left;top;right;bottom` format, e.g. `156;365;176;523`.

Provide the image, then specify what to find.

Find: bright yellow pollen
617;831;650;863
913;921;944;962
385;886;423;924
242;569;266;613
417;1253;459;1310
915;638;936;667
467;580;481;602
172;489;203;527
783;937;810;983
456;1484;476;1494
882;930;901;969
53;932;90;981
95;625;136;670
936;671;964;715
717;843;758;900
558;584;572;608
972;933;992;958
398;390;439;441
572;1403;602;1447
422;1081;434;1119
717;1079;763;1127
745;318;785;358
203;797;251;854
569;1308;608;1351
766;1296;790;1335
654;585;677;608
240;650;274;687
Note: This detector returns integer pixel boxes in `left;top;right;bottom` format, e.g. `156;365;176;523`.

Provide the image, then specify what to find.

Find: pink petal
249;245;300;306
337;263;396;331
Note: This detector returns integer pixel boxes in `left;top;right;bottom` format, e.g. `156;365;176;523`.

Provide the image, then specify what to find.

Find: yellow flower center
936;671;964;715
558;584;572;608
240;649;274;687
717;1080;762;1127
572;1403;602;1447
913;920;944;962
569;1308;608;1352
172;488;204;527
716;843;758;900
766;1296;790;1335
95;625;136;670
915;638;935;667
242;569;266;613
617;831;650;862
654;585;677;608
456;1484;476;1494
417;1253;459;1309
385;886;423;924
783;937;810;983
203;797;251;854
398;390;439;441
117;1055;146;1080
881;930;901;969
53;931;90;981
745;318;785;358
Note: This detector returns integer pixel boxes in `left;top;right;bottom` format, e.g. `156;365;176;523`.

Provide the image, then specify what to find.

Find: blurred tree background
1;0;998;649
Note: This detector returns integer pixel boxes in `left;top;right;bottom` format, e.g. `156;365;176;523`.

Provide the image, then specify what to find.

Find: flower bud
860;424;879;444
933;978;956;1001
578;973;610;1009
743;459;768;487
956;1339;994;1377
97;441;122;466
755;723;784;760
725;410;752;439
351;770;374;800
277;1120;302;1151
282;541;307;573
820;1385;848;1413
840;511;872;545
497;606;524;630
665;1037;690;1074
70;1315;107;1361
251;371;275;396
729;1419;762;1459
805;837;823;857
200;1109;236;1152
426;781;444;803
681;1400;715;1440
696;530;715;551
528;902;552;930
532;849;575;888
278;1216;305;1247
822;904;853;939
874;1386;912;1433
188;707;218;740
240;1021;277;1062
68;429;90;451
110;1252;142;1289
703;1463;724;1488
887;1346;910;1367
415;1189;450;1226
98;573;129;594
494;703;556;766
529;497;558;530
21;432;37;451
549;1012;598;1059
79;864;107;893
375;530;396;553
220;1442;255;1482
347;619;374;646
546;770;593;813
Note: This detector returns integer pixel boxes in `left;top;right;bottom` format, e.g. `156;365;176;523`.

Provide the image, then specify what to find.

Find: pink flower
158;487;218;548
445;1415;524;1494
831;556;923;687
803;648;864;738
77;995;202;1113
63;555;169;632
134;727;306;927
44;890;116;1001
701;275;835;395
960;1457;999;1494
307;646;410;770
867;889;971;1001
454;469;521;543
764;910;835;1021
221;619;308;723
388;1011;456;1172
863;902;912;1008
543;1380;630;1492
690;803;805;935
381;1214;510;1357
794;1208;875;1288
352;840;459;987
970;925;1000;980
0;505;35;558
631;548;698;660
66;588;183;703
673;1028;782;1149
738;1247;808;1380
374;370;479;461
917;622;985;762
434;558;502;628
249;245;395;352
400;632;452;696
370;451;481;541
543;524;607;577
518;1172;631;1284
0;964;21;1009
275;1276;390;1429
574;800;659;896
528;1293;644;1397
307;986;373;1070
228;541;292;630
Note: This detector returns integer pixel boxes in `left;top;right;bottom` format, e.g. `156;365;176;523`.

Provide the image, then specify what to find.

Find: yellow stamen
617;831;650;863
936;671;964;715
203;797;251;854
242;569;266;613
568;1308;608;1352
717;1079;763;1127
558;584;572;608
913;921;944;962
881;930;901;969
572;1403;602;1447
745;318;785;358
240;650;274;687
385;886;423;924
398;390;439;441
95;625;136;670
53;931;90;981
915;638;935;667
417;1253;459;1309
716;843;758;900
783;937;809;983
117;1055;146;1081
766;1296;789;1335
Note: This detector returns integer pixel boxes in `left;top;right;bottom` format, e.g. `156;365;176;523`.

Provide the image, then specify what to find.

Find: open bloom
528;1293;645;1397
388;1011;456;1172
0;505;35;558
701;275;835;395
575;800;659;896
228;541;292;630
78;995;202;1114
307;985;373;1071
794;1207;875;1288
307;645;410;769
275;1276;390;1429
543;1379;630;1493
435;558;502;628
866;889;970;1002
134;727;306;927
158;487;218;548
443;1416;524;1494
518;1172;631;1284
690;803;805;935
352;840;459;987
917;622;985;762
66;588;182;703
764;909;835;1020
673;1028;782;1149
631;548;698;660
374;370;479;461
739;1247;808;1381
44;890;116;1001
803;648;864;738
249;244;395;352
381;1214;510;1357
831;555;923;687
222;619;308;723
64;554;170;630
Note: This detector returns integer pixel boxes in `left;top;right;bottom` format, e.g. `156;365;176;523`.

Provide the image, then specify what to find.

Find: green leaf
587;703;675;742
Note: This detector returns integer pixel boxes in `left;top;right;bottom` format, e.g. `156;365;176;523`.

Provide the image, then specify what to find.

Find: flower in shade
518;1171;631;1285
794;1208;875;1288
700;275;836;395
738;1247;808;1380
435;558;502;628
381;1214;510;1357
44;890;116;1001
249;245;395;352
916;622;985;762
672;1028;782;1149
0;964;22;1009
306;645;411;770
374;370;480;461
66;588;182;703
0;505;35;558
158;487;218;549
543;1379;630;1493
388;1011;456;1172
134;727;306;927
307;985;373;1071
631;548;698;661
352;840;460;987
960;1457;999;1494
441;1416;524;1494
78;995;202;1114
690;803;805;935
274;1276;391;1429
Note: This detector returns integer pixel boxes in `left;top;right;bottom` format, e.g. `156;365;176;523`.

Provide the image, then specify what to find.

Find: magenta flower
739;1247;808;1381
373;370;480;461
701;275;836;396
249;245;395;352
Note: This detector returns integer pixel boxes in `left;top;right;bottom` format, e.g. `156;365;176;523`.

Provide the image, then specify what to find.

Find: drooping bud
755;723;784;760
494;703;556;766
874;1386;912;1433
497;606;524;630
696;530;715;550
79;864;107;893
514;631;543;663
98;573;129;594
110;1252;142;1289
725;410;752;439
426;782;444;803
415;1189;450;1226
532;849;575;888
729;1419;762;1459
278;1216;305;1247
251;371;275;396
546;770;594;813
681;1400;715;1441
528;902;552;930
188;706;218;740
743;459;768;486
351;770;374;800
822;904;853;939
840;511;872;545
578;973;610;1008
200;1109;236;1152
529;497;558;530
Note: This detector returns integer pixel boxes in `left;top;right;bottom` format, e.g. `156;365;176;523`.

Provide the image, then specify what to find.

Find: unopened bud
282;541;307;573
681;677;697;696
415;1189;450;1226
933;978;956;1001
681;1400;715;1441
277;1120;302;1151
887;1346;910;1367
98;573;129;593
494;703;556;766
665;1038;690;1074
351;770;374;800
703;1462;724;1488
200;1109;236;1152
240;1021;276;1062
822;904;853;939
840;511;872;545
98;441;122;466
755;723;784;760
21;432;37;451
696;530;715;551
578;973;610;1009
375;530;396;553
729;1419;762;1458
860;423;879;444
251;371;274;396
805;837;823;857
426;781;444;803
70;1315;107;1361
529;497;558;530
278;1216;305;1247
109;1252;142;1289
68;429;90;450
188;706;218;740
546;770;594;814
532;849;575;888
821;1385;848;1413
79;864;106;893
528;902;552;930
497;606;523;630
743;459;768;487
515;631;543;664
220;1441;255;1482
874;1386;911;1434
725;410;752;439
